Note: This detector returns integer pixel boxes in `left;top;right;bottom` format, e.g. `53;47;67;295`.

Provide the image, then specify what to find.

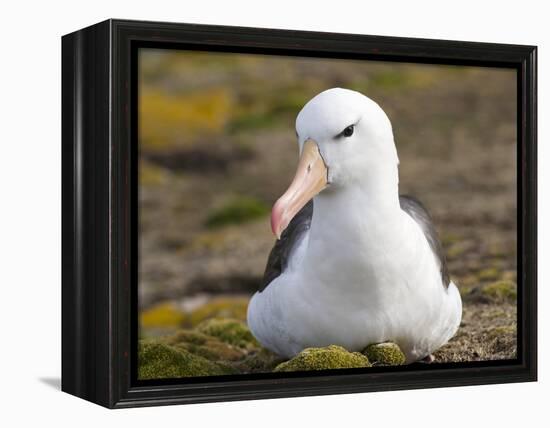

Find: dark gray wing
399;195;450;288
259;200;313;292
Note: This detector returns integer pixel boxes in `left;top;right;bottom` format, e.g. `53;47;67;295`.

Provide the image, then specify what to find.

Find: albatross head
271;88;399;238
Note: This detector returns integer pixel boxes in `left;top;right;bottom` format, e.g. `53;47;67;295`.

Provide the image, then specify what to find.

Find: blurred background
138;48;517;362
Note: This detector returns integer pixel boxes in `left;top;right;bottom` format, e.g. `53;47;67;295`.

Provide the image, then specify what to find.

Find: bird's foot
420;354;435;363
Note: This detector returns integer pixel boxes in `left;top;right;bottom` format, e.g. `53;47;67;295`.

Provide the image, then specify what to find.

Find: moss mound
233;348;284;373
274;345;371;372
363;342;406;366
196;318;259;349
482;280;517;302
138;341;235;379
165;330;246;362
139;320;280;377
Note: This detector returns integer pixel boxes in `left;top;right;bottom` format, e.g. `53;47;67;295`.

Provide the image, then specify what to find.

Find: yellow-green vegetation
486;325;516;340
233;347;283;373
363;342;406;366
188;297;248;326
138;341;235;379
139;161;170;186
482;280;517;302
485;324;517;354
140;88;232;151
370;71;409;90
196;318;259;349
228;112;277;133
138;320;281;377
140;302;187;329
477;267;501;281
141;297;250;333
441;232;461;246
190;229;233;251
274;345;372;372
205;196;269;228
446;242;470;258
165;330;246;362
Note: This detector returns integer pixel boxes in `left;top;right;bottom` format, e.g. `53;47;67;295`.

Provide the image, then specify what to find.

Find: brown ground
138;50;517;363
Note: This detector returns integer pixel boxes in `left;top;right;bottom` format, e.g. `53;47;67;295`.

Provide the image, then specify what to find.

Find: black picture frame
61;19;537;409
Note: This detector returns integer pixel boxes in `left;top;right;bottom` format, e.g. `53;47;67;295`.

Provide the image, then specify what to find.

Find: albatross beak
271;139;328;239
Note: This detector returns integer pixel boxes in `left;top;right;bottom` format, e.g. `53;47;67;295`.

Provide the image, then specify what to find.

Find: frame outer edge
63;19;538;409
526;46;537;381
61;30;79;398
61;20;113;408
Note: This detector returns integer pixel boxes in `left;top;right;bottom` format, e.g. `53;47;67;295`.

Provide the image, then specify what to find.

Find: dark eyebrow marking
334;118;361;139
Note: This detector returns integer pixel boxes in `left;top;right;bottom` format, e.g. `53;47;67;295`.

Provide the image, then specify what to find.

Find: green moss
234;348;283;374
196;318;259;349
269;89;309;115
205;196;269;228
441;232;461;246
477;267;501;281
370;71;409;90
446;243;468;258
482;280;517;302
138;341;235;379
189;297;249;326
363;343;406;366
140;302;187;329
274;345;371;372
486;325;516;340
165;330;246;362
486;324;517;354
228;113;276;132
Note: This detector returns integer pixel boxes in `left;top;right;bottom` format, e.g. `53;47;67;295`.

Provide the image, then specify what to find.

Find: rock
138;341;235;379
363;342;406;366
274;345;371;372
196;318;259;349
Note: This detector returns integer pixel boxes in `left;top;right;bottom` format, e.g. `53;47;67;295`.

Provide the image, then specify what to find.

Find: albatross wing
399;195;450;288
259;200;313;292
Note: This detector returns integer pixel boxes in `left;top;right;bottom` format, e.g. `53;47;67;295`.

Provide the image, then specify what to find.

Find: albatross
247;88;462;363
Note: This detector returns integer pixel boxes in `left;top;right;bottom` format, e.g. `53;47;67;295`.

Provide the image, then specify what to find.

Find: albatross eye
341;125;354;138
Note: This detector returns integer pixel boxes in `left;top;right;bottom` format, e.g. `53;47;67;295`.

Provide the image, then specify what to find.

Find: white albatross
247;88;462;363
